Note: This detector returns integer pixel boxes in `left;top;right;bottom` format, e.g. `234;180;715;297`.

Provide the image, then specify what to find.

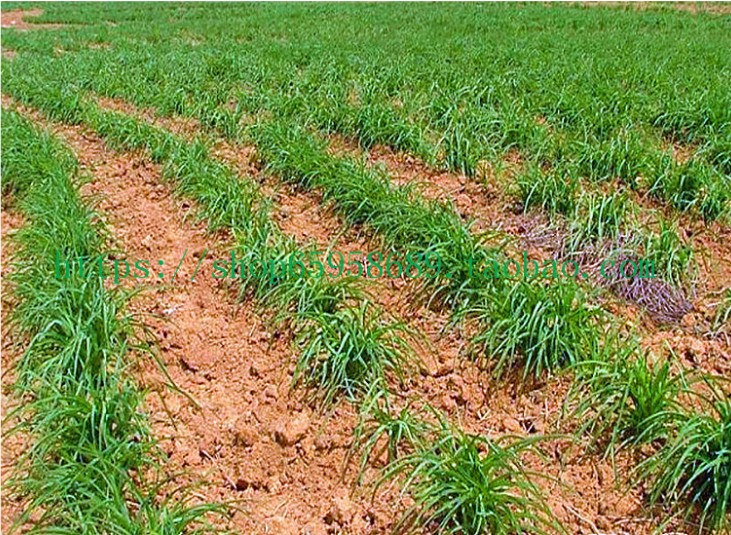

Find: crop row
3;3;728;221
2;3;729;529
13;96;421;408
8;86;731;531
1;9;715;320
0;88;585;531
2;92;568;531
2;31;704;315
3;69;613;382
1;109;224;533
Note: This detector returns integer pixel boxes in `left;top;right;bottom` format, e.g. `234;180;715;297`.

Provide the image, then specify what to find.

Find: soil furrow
1;9;66;30
95;95;355;247
329;135;731;374
327;134;553;254
1;99;391;534
1;207;28;530
90;95;474;379
10;94;704;533
81;99;671;532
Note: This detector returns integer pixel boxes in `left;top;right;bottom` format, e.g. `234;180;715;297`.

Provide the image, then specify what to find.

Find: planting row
7;90;731;530
3;3;729;222
1;97;566;532
1;108;224;533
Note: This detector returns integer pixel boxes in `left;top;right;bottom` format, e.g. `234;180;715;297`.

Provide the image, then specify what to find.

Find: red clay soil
584;2;731;15
2;95;706;534
93;97;448;327
95;96;356;248
74;97;707;531
0;9;64;30
0;103;380;534
1;209;28;530
87;100;577;417
204;118;666;535
331;135;731;376
327;134;551;251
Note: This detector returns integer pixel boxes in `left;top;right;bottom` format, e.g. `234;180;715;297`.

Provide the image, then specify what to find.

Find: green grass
252;120;501;303
4;90;413;408
572;347;687;455
639;218;696;286
638;379;731;532
351;383;434;480
1;108;223;533
7;2;729;220
4;66;620;390
516;165;579;216
572;346;731;530
351;390;563;533
565;190;629;251
1;8;704;374
3;4;730;530
383;425;560;535
251;118;616;381
294;301;414;406
465;281;604;379
649;158;730;222
4;2;728;232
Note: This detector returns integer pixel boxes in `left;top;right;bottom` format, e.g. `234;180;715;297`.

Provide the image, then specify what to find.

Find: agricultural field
1;2;730;534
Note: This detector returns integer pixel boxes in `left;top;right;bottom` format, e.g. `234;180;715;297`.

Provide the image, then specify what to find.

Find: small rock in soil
234;469;263;491
324;495;355;526
314;434;330;451
273;413;310;446
267;515;297;535
264;475;282;493
232;419;258;447
502;417;522;433
263;384;277;400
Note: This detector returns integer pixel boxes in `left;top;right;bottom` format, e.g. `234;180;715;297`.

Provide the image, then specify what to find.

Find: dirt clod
324;494;355;526
235;469;264;491
314;434;330;451
273;413;310;446
502;417;522;433
267;515;298;535
232;419;259;448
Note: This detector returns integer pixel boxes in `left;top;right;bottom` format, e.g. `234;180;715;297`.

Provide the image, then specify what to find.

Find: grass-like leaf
638;380;731;532
384;427;561;534
294;301;414;406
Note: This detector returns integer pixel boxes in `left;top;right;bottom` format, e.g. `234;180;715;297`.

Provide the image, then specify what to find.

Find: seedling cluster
2;3;729;534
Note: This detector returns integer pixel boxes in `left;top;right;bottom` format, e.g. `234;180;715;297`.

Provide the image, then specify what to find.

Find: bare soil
2;93;723;534
1;208;27;531
582;2;731;15
332;136;731;376
0;99;382;534
0;9;64;31
327;134;550;249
